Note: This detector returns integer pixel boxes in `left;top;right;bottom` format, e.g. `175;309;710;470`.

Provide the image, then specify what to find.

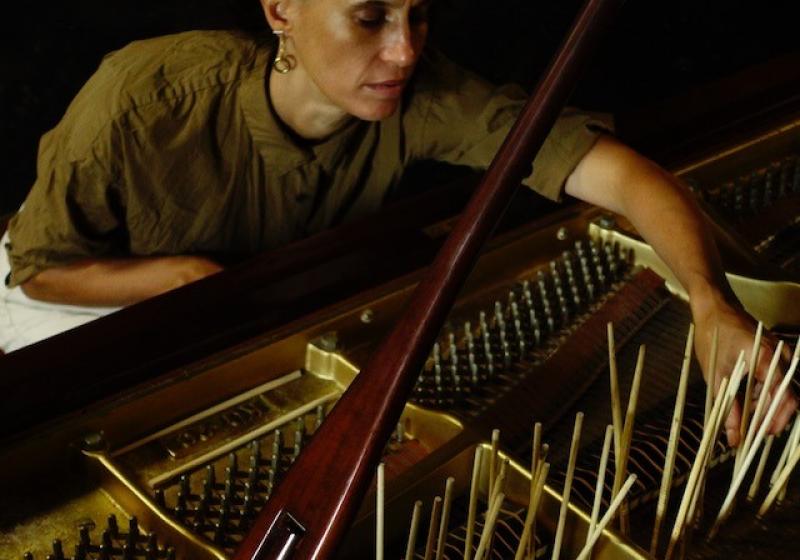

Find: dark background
2;0;800;216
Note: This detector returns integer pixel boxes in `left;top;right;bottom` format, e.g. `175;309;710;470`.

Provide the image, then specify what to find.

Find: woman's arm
565;134;797;445
21;255;223;307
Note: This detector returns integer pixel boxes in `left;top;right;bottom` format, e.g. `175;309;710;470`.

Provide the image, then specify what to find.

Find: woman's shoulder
98;30;271;103
50;30;272;160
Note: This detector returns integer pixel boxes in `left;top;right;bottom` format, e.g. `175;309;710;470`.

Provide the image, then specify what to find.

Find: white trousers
0;232;120;353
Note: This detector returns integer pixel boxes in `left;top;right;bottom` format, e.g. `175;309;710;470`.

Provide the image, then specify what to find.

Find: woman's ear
260;0;294;32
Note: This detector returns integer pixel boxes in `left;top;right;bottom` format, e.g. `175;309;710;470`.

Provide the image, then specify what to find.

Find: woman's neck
268;66;352;141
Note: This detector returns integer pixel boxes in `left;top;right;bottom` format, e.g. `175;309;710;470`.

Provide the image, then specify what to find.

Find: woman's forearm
565;135;733;311
21;255;223;307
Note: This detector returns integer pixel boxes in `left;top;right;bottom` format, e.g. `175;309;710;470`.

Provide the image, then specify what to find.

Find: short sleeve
6;115;124;287
404;49;614;201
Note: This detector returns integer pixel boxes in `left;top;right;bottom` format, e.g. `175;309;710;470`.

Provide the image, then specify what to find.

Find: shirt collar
239;43;367;176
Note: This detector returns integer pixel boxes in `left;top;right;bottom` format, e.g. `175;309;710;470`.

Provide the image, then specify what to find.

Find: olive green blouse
7;30;611;287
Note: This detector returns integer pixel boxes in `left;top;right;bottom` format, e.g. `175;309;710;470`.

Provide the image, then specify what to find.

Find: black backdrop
2;0;799;216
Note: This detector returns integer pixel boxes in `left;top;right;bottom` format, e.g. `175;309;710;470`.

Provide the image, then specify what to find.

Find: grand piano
3;2;800;559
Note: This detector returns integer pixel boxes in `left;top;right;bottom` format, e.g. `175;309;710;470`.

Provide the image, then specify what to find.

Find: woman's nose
381;23;417;68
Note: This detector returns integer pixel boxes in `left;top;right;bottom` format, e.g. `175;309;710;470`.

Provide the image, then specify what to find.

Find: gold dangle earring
273;30;294;74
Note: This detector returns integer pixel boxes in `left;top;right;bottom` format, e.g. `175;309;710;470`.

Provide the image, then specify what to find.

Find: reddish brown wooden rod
234;1;624;558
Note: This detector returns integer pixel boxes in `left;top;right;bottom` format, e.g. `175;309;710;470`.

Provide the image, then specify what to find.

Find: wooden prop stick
531;422;543;495
515;462;550;560
737;341;784;464
651;325;693;556
758;442;800;518
747;435;775;501
423;497;443;560
736;322;764;474
704;326;719;429
404;501;423;560
614;344;646;534
527;444;549;560
685;357;748;528
489;429;500;502
552;412;584;560
696;324;719;523
709;356;800;540
489;459;509;510
435;477;455;560
607;322;624;460
474;492;505;560
376;463;385;560
776;340;800;503
575;474;638;560
589;425;614;543
464;447;482;560
769;409;800;490
232;2;625;556
665;376;730;560
777;414;800;503
486;458;508;559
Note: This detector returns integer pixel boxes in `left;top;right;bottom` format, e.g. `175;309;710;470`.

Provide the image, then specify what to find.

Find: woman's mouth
364;80;406;98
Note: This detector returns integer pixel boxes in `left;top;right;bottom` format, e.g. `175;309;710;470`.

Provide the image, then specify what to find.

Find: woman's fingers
725;398;742;447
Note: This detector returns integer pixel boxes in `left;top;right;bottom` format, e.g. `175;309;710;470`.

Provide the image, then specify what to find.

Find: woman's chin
351;99;400;121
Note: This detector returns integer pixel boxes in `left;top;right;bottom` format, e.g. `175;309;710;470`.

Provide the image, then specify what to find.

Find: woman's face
283;0;431;120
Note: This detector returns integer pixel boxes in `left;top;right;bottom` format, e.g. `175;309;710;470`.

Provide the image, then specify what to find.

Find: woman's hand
691;292;798;447
22;255;224;307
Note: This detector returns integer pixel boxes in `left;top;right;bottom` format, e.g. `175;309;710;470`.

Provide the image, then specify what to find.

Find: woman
1;0;795;444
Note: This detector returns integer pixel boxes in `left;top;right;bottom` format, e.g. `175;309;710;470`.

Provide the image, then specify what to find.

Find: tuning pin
447;334;458;368
478;311;489;335
493;301;505;330
51;539;65;560
543;303;555;333
107;514;119;538
99;543;112;560
154;488;166;508
102;529;114;549
79;526;91;547
178;474;191;499
224;467;237;500
243;493;256;518
213;521;226;546
521;280;534;307
484;342;495;378
250;439;262;464
468;352;479;385
145;534;158;560
528;308;542;346
764;167;776;207
227;452;239;476
74;542;88;560
603;243;617;279
432;342;441;369
122;543;135;560
514;318;525;354
270;430;282;472
127;517;139;546
315;404;326;430
23;553;34;560
537;272;550;309
248;456;259;487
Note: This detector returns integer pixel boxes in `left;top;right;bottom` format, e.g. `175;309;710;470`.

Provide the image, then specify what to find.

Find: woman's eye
355;8;386;28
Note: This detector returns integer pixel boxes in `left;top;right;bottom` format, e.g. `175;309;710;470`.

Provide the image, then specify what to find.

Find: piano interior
4;23;800;560
3;100;800;560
